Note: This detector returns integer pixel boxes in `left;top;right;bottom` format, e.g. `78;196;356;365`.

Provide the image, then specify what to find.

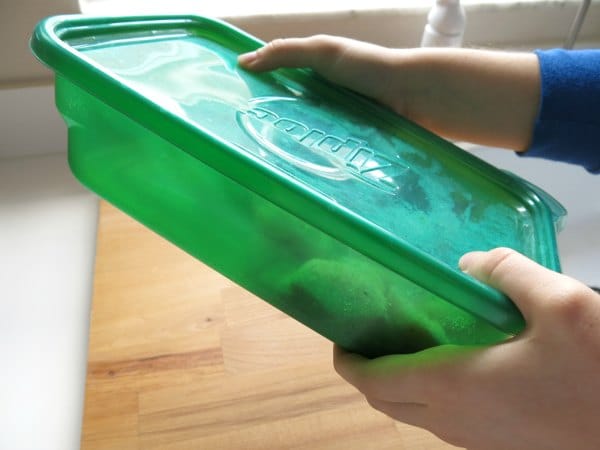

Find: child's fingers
333;344;478;404
459;247;592;325
238;36;342;72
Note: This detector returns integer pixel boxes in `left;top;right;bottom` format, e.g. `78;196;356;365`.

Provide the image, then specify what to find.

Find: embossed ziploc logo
237;97;408;194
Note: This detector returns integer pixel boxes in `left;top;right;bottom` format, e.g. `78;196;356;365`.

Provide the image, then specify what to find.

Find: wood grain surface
81;201;461;450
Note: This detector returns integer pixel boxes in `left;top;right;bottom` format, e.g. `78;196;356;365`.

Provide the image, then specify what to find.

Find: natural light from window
79;0;578;18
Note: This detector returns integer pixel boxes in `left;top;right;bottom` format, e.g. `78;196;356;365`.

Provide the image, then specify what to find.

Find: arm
238;35;540;151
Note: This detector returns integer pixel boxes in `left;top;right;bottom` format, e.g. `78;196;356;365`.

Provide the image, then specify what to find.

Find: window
78;0;599;51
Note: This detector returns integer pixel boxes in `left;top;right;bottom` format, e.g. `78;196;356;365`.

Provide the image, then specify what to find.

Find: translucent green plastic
31;15;565;357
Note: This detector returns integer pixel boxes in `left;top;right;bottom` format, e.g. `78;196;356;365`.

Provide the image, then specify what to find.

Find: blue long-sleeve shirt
524;49;600;173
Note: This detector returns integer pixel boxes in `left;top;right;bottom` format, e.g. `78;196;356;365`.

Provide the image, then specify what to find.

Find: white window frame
1;0;599;88
77;0;600;51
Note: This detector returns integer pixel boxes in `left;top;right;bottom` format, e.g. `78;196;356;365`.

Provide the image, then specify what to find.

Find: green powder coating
275;253;507;358
280;258;448;356
232;189;507;358
245;192;507;357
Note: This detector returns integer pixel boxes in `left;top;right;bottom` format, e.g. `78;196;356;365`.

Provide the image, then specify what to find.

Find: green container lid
31;14;565;355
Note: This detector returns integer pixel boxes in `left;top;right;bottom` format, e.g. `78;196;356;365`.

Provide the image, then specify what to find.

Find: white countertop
0;152;98;450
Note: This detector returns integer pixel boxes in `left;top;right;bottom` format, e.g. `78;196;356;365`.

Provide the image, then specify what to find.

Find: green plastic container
31;15;565;357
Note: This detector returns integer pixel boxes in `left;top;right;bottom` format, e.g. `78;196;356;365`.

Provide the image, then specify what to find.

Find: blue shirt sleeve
523;49;600;174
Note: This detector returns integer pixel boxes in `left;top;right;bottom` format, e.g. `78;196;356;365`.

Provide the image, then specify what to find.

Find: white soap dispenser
421;0;466;48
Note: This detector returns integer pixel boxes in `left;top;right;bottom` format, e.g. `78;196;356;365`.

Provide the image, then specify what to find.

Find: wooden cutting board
80;201;460;450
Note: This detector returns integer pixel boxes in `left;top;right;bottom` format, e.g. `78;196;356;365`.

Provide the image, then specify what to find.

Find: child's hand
333;247;600;450
238;36;540;151
238;35;407;113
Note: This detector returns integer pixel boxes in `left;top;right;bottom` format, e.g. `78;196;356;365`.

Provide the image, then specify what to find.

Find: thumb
458;247;567;324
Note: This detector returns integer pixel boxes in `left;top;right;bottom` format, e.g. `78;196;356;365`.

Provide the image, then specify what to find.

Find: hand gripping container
31;15;565;357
